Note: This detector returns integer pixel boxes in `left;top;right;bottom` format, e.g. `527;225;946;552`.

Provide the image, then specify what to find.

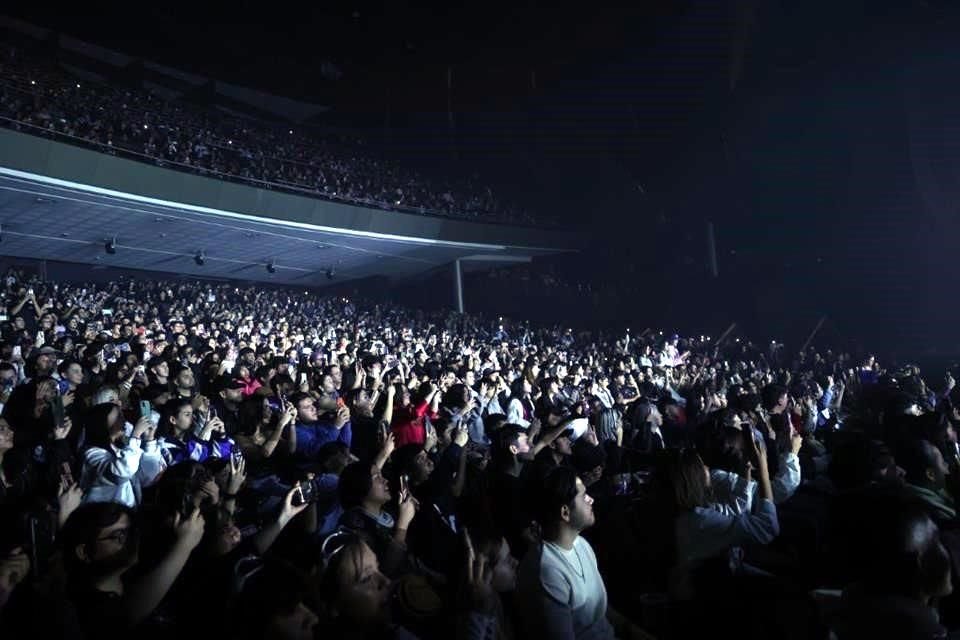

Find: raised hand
0;547;30;597
173;507;205;551
333;405;351;429
397;486;419;531
53;416;73;441
462;527;497;613
790;430;803;456
280;483;310;524
57;476;83;526
380;431;396;458
453;424;469;447
227;455;247;495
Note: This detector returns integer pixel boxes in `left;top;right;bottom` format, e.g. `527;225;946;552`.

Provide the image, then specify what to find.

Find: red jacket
391;400;437;447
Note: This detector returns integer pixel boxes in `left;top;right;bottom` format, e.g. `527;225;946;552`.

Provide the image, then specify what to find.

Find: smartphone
12;345;21;359
299;372;308;386
181;493;196;519
60;461;74;487
231;449;244;466
139;400;152;419
292;481;318;507
336;396;345;409
57;379;71;395
49;394;65;428
102;308;113;316
400;474;409;496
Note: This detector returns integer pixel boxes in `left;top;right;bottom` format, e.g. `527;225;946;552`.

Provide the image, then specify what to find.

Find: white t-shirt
518;536;616;640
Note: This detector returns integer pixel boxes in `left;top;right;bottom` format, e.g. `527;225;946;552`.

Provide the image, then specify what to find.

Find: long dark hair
656;447;710;513
84;402;120;451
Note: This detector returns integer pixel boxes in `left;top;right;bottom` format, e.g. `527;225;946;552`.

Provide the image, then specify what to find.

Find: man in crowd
518;467;648;639
0;268;950;639
292;392;352;461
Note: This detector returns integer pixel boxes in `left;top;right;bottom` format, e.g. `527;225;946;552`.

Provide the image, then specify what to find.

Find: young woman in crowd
79;403;164;507
0;271;954;639
659;429;780;600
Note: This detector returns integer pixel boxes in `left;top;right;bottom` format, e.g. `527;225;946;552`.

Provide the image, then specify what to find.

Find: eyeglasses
97;527;131;545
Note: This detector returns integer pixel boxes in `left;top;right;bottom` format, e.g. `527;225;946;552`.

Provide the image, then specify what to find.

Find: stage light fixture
194;250;205;266
326;268;335;280
105;238;117;254
266;261;277;274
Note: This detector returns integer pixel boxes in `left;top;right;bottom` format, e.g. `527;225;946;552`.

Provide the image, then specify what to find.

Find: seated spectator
659;437;780;600
60;500;204;634
211;375;246;437
897;436;957;524
829;495;953;639
233;558;318;640
390;382;440;448
159;398;232;466
345;382;395;465
291;392;352;461
337;460;419;578
517;466;646;639
233;395;297;464
507;378;534;429
314;535;405;637
79;403;164;507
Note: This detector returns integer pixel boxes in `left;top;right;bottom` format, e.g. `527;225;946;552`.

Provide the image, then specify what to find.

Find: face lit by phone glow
176;368;195;390
511;433;531;456
411;449;435;482
296;397;319;423
331;541;392;626
86;512;139;570
171;404;194;433
106;405;124;441
64;362;83;386
369;465;391;504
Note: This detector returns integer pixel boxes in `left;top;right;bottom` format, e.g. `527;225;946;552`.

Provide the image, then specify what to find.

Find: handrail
0;78;553;228
0;114;547;226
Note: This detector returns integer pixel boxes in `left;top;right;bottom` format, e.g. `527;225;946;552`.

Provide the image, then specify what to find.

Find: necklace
547;541;585;580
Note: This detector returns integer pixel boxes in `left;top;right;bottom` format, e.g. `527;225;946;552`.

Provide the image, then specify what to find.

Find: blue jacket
295;420;352;459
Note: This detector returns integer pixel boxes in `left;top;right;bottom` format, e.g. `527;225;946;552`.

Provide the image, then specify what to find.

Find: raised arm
264;402;297;458
251;485;309;555
123;507;204;625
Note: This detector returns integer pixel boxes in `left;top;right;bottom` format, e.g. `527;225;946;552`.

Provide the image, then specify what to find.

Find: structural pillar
453;259;464;313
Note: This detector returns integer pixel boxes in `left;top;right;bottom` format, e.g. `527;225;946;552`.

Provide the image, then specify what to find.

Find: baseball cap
213;375;246;394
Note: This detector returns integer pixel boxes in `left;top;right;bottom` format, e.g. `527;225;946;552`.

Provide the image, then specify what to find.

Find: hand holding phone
291;480;318;507
49;394;65;429
60;461;75;487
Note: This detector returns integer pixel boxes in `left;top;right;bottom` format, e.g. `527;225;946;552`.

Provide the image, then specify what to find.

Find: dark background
5;0;960;357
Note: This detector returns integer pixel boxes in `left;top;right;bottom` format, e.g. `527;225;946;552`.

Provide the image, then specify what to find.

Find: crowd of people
0;41;535;225
0;265;957;639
